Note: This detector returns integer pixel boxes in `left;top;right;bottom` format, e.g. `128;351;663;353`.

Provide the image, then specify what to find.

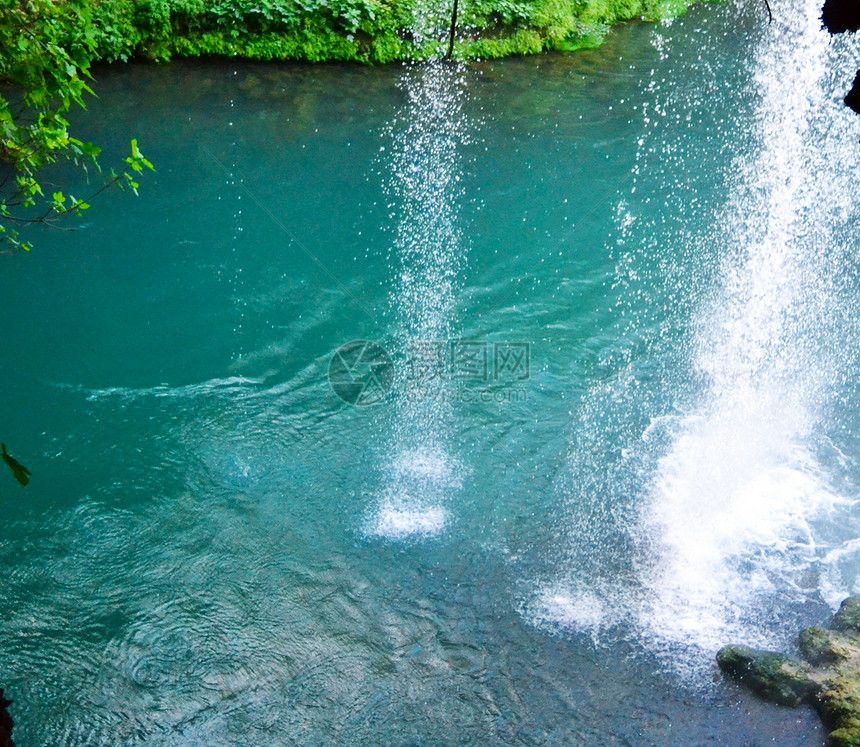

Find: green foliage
0;0;154;251
23;0;712;67
462;28;543;58
89;0;143;62
1;0;713;142
135;0;173;35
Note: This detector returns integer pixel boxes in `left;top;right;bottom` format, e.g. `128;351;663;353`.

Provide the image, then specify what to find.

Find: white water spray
368;59;472;538
634;0;860;673
536;0;860;679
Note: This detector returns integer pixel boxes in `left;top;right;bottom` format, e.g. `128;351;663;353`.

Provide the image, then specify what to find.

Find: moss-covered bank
83;0;706;65
718;596;860;747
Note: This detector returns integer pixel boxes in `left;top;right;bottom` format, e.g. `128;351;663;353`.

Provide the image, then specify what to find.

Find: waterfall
534;0;860;681
634;0;860;672
367;27;472;538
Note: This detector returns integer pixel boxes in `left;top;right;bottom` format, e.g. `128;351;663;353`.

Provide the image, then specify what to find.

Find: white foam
392;447;460;486
636;437;841;662
530;585;612;641
52;376;267;402
369;504;448;540
367;448;461;541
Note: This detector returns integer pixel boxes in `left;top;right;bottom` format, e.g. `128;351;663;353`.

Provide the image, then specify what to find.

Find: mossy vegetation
79;0;709;64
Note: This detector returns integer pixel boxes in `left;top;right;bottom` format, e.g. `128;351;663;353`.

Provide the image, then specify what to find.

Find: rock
832;596;860;633
817;679;860;746
717;597;860;746
799;626;855;666
716;644;818;707
0;689;13;747
821;0;860;34
829;723;860;747
845;71;860;117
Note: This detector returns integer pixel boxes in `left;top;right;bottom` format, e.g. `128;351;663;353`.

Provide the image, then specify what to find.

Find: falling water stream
0;0;859;743
634;0;860;668
532;0;860;683
369;61;471;539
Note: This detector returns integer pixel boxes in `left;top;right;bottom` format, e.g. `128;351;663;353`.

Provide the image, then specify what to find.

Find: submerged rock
717;595;860;747
716;645;817;706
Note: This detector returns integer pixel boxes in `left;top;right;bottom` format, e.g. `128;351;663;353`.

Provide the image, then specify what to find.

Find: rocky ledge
718;596;860;746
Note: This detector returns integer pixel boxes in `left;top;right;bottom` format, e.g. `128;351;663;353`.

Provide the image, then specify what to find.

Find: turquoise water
2;0;860;743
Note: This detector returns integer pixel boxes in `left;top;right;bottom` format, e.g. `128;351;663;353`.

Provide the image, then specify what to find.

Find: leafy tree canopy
0;0;152;251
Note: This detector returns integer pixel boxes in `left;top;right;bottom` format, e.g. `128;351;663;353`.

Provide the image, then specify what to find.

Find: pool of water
1;0;859;743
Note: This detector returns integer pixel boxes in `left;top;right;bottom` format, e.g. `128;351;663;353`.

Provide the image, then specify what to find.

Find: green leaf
0;0;154;252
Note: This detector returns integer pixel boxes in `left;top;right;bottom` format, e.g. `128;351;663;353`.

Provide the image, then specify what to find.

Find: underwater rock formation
717;595;860;747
